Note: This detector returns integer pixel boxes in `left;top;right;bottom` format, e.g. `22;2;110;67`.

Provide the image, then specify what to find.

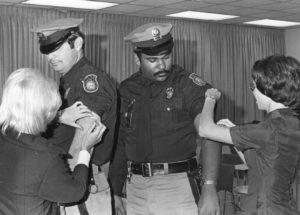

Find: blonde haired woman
0;68;106;215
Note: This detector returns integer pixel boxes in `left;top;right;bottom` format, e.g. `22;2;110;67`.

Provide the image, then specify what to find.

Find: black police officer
109;23;220;215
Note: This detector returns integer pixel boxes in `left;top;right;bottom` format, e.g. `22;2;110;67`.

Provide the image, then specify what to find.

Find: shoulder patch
189;73;206;86
82;74;99;93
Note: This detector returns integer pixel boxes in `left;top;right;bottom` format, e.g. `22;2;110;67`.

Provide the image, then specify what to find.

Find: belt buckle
141;163;152;177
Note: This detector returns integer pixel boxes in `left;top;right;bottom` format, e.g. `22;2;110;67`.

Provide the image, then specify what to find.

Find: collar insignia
166;87;174;99
189;73;206;86
82;74;99;93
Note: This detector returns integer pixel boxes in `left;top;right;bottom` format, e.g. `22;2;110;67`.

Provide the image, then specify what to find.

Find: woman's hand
59;101;92;129
80;121;106;153
217;119;236;128
205;88;221;101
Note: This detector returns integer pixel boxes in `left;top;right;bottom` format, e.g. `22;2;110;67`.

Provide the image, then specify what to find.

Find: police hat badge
152;28;162;41
82;74;99;93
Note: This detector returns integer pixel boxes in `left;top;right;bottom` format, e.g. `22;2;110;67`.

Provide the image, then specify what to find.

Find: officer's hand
114;195;126;215
205;88;221;101
198;185;220;215
80;121;106;152
59;101;92;129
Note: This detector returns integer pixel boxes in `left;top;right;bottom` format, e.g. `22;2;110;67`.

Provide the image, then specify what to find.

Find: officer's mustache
154;70;170;77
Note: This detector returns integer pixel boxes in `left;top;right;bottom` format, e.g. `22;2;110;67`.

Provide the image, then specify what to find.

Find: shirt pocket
152;98;190;130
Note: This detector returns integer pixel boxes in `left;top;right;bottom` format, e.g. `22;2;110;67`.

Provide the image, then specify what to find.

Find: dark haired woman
198;55;300;215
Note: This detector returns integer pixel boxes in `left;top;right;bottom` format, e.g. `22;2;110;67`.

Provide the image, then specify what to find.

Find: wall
285;27;300;61
0;6;285;123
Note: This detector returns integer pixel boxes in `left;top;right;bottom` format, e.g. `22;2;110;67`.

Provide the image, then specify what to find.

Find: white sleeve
76;150;91;167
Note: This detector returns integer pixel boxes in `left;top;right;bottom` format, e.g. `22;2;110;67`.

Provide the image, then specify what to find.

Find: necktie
136;82;153;161
59;77;69;109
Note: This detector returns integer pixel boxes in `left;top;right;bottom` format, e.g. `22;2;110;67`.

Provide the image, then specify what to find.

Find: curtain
0;6;285;123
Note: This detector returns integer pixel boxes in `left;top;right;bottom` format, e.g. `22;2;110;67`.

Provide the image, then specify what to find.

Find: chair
217;162;235;214
218;153;248;215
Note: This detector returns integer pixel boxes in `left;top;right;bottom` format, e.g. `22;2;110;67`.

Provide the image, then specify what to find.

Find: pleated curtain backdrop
0;5;285;124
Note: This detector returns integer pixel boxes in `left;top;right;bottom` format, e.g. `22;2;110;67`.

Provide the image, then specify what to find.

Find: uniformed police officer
34;18;117;214
108;23;221;215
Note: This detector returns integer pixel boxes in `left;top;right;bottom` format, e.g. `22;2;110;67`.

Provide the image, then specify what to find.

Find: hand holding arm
217;119;236;128
67;112;105;169
194;88;222;214
198;88;233;145
59;101;92;129
79;118;106;153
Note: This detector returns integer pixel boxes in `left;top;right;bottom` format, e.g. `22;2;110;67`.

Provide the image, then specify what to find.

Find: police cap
124;23;174;55
33;18;83;55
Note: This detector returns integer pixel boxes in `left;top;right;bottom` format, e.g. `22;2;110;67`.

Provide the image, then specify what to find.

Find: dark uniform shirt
49;56;117;165
109;64;211;195
230;108;300;215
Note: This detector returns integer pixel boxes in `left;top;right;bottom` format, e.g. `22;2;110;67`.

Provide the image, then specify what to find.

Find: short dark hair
251;54;300;109
67;30;85;50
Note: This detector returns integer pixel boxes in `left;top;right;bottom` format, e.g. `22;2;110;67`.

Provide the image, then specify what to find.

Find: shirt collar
63;56;88;83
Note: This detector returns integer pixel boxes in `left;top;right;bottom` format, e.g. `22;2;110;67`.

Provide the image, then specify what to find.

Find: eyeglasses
248;82;256;91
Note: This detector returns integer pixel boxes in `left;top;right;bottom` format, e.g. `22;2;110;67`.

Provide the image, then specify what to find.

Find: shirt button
167;107;171;111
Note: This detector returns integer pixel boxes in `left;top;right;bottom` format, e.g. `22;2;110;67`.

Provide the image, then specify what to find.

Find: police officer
34;18;117;214
108;23;220;215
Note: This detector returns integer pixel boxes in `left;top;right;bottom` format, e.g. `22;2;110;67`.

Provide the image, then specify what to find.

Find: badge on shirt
82;74;99;93
166;87;174;99
189;73;206;86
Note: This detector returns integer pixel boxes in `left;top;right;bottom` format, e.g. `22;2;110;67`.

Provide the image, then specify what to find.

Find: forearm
200;138;221;185
198;98;217;137
108;136;128;196
197;138;221;214
108;155;128;197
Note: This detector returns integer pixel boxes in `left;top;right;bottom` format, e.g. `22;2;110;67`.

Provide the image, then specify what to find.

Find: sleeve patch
82;74;99;93
189;73;206;86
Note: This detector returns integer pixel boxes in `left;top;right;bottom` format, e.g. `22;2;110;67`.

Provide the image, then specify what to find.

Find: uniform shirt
0;127;89;215
230;108;300;215
57;56;117;165
109;64;211;195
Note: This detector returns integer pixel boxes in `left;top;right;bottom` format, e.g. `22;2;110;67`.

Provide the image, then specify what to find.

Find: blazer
0;128;89;215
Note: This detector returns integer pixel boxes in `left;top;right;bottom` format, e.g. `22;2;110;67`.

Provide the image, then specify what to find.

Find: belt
129;158;198;177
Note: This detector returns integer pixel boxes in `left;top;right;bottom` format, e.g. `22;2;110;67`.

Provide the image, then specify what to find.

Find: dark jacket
0;128;89;215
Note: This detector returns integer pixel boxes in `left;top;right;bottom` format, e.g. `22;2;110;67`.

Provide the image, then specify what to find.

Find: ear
134;54;141;66
74;37;83;51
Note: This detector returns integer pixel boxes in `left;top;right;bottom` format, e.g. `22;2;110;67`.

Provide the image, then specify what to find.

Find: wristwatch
54;110;62;126
58;110;63;123
201;179;215;185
